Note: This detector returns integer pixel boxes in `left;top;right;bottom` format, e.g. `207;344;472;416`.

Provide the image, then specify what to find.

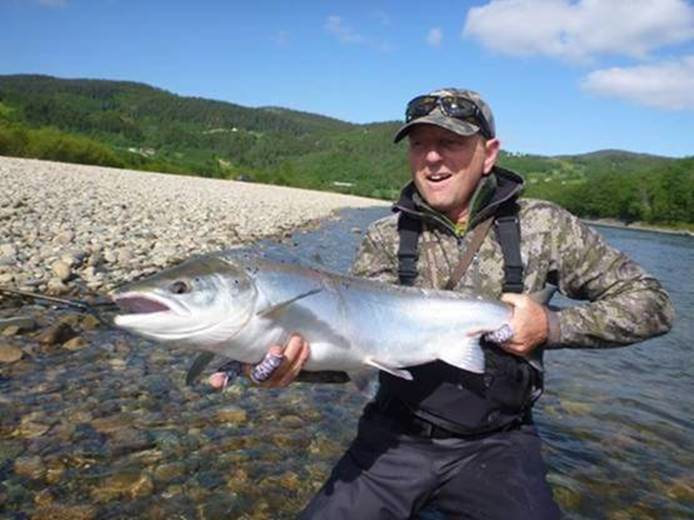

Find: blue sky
2;0;693;157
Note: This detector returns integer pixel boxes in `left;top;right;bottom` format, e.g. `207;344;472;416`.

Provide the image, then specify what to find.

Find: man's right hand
208;334;310;389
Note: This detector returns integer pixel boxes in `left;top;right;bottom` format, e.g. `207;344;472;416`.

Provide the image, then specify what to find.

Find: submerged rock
91;471;154;502
213;405;248;425
36;322;77;346
153;462;186;483
0;316;37;333
30;504;97;520
14;455;45;480
0;344;23;363
62;336;88;351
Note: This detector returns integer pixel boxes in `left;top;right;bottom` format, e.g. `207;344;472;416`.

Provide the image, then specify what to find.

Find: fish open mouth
113;294;171;314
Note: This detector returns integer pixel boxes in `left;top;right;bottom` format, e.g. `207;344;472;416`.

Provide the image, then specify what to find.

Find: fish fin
437;338;486;374
256;287;323;318
364;357;413;380
186;351;216;385
347;369;380;398
528;285;557;305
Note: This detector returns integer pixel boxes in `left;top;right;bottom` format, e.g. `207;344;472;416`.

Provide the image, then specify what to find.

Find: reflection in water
0;209;692;518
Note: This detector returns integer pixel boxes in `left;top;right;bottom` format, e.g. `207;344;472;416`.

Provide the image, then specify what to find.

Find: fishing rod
0;286;116;325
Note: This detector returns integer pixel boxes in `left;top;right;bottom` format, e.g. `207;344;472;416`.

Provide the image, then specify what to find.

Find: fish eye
169;280;191;294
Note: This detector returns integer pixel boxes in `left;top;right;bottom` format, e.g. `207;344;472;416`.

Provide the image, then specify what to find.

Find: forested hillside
0;74;691;228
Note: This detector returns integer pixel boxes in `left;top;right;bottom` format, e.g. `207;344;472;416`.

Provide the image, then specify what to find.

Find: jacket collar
392;166;524;235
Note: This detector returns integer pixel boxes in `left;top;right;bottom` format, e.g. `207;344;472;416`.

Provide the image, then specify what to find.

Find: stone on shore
0;156;387;298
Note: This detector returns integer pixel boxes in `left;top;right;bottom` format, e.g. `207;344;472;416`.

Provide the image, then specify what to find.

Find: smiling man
229;88;674;519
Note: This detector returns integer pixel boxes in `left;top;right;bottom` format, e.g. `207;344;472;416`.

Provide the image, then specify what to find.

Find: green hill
0;74;691;228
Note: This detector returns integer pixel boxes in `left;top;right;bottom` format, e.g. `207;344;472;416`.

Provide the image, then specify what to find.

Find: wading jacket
351;166;675;431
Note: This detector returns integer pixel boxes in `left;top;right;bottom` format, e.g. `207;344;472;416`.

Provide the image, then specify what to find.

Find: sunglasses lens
406;96;438;121
439;97;476;118
404;95;492;137
441;97;491;137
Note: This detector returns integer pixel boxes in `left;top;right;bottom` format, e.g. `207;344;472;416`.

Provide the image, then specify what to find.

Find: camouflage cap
393;88;496;143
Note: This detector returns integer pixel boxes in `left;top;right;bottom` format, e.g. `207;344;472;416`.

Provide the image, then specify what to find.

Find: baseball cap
393;88;496;143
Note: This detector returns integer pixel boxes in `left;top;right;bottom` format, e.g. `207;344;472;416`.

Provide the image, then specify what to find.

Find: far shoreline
583;218;694;237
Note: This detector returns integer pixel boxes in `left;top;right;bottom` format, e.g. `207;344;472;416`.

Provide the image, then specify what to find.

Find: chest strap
493;202;524;294
396;213;421;287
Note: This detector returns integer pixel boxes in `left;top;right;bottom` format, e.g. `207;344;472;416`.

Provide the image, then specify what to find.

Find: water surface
1;208;691;519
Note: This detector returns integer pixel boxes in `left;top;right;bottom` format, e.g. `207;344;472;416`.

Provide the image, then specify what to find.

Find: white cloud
325;15;366;45
463;0;694;61
582;56;694;110
427;27;443;47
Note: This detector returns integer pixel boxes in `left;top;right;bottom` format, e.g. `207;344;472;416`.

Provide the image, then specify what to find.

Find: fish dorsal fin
364;357;413;381
186;351;216;385
256;287;323;319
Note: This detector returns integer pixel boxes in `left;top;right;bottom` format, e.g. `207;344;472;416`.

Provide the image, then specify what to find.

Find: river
0;207;691;519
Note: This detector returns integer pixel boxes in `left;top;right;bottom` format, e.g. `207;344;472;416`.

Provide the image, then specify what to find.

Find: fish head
112;255;257;345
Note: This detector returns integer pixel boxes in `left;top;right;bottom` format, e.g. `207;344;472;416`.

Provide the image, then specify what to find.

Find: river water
1;207;692;519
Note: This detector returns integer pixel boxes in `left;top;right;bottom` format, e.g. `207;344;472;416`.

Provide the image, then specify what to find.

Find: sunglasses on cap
405;95;493;139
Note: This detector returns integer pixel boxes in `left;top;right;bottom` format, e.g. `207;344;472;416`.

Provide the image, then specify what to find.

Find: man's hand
208;334;310;390
497;293;549;356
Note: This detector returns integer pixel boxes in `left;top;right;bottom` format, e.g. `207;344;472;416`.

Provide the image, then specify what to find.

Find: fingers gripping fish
112;251;545;392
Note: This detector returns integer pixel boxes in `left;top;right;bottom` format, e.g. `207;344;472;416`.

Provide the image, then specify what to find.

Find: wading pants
300;403;560;520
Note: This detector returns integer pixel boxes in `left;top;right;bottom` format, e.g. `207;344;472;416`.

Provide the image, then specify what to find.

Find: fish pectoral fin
186;351;216;385
437;337;485;374
347;369;380;397
256;287;323;318
364;357;413;381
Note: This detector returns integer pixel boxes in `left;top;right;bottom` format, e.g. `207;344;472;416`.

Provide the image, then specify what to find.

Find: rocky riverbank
0;157;387;518
0;156;388;298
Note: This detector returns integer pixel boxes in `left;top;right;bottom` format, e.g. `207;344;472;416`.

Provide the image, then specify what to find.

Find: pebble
213;405;248;425
80;314;102;330
0;344;23;363
62;336;88;351
91;471;154;502
0;156;386;296
0;316;37;333
91;413;135;434
0;156;389;518
0;243;17;258
2;325;21;336
30;504;96;520
51;261;72;282
36;322;77;345
14;455;46;480
279;414;305;429
153;462;186;483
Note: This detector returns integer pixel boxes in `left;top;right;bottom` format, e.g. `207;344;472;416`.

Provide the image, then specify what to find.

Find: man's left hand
497;293;549;356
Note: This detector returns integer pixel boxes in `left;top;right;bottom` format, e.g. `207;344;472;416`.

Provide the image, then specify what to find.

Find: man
219;88;675;518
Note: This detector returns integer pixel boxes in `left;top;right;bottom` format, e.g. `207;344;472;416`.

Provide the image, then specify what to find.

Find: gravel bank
0;156;388;295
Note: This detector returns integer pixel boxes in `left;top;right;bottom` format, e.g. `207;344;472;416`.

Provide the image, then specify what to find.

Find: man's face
408;124;499;225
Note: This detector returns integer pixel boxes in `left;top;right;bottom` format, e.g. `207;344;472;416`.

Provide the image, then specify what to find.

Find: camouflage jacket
351;166;674;349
